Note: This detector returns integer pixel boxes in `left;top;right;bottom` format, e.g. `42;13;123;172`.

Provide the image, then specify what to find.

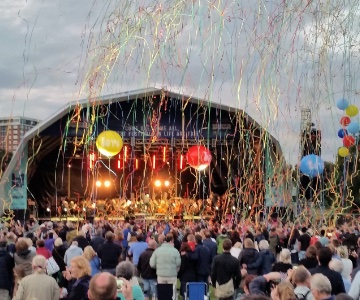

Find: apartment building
0;117;39;152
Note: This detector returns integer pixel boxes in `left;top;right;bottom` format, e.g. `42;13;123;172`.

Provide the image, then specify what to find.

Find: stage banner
9;144;28;210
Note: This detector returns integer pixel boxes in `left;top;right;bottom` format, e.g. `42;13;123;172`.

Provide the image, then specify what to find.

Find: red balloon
343;136;355;147
340;116;351;126
186;145;212;171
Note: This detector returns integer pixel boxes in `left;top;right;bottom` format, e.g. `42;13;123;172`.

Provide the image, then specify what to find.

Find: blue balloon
347;122;360;135
300;154;325;178
336;98;349;110
338;128;348;138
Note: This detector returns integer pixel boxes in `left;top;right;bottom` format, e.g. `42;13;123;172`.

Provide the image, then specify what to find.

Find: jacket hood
17;249;31;258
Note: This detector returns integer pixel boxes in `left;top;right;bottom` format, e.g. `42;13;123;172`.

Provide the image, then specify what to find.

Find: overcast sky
1;0;360;165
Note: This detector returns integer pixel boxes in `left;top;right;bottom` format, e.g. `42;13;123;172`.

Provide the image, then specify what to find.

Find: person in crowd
187;233;196;251
329;259;351;293
90;228;105;253
52;237;67;273
128;234;148;267
116;261;144;300
0;238;14;300
84;245;101;276
217;227;229;254
88;272;118;300
239;238;262;275
14;238;36;276
337;246;352;280
310;274;333;300
211;239;241;299
348;267;360;299
63;256;92;300
298;227;311;260
98;231;122;275
73;230;90;250
6;232;17;256
64;240;83;267
271;281;296;300
291;266;313;300
13;255;59;300
178;242;197;298
114;228;124;247
328;244;341;260
257;239;276;275
66;221;78;245
299;245;319;270
272;248;292;273
36;239;52;259
243;274;257;295
137;239;157;300
230;241;242;258
150;233;181;298
13;265;26;298
269;227;280;256
310;247;345;295
203;229;217;262
186;234;211;282
255;227;266;244
43;230;57;252
230;230;242;246
319;229;330;247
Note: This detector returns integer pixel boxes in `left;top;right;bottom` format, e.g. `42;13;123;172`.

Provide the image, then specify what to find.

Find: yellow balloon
96;130;123;157
338;147;349;157
345;105;359;117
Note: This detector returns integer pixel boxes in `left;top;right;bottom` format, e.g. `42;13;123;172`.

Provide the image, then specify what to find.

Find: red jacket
36;247;52;259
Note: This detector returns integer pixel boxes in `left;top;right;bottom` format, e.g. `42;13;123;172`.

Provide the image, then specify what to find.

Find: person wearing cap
13;255;59;300
0;238;14;300
216;228;229;254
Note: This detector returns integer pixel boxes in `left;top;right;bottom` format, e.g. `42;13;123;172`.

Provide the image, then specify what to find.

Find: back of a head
187;234;195;242
116;261;135;280
244;238;254;249
32;255;47;272
292;266;310;285
306;246;317;259
165;233;174;243
277;281;296;300
310;273;332;295
335;293;354;300
318;247;332;266
105;231;114;241
329;258;344;273
195;234;202;244
279;248;291;264
259;240;269;251
204;230;212;239
223;239;232;251
136;234;143;242
89;272;117;300
148;239;157;249
0;238;7;248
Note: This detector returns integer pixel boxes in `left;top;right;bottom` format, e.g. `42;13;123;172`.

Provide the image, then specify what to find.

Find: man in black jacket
309;247;345;295
137;240;157;300
98;231;121;276
211;239;241;300
0;239;14;299
90;228;105;253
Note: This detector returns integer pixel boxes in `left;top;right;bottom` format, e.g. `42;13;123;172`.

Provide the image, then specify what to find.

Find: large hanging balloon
343;136;355;147
345;105;359;117
338;147;350;157
299;154;324;178
347;122;360;135
338;129;348;138
186;145;212;171
336;98;349;110
96;130;123;157
340;116;351;126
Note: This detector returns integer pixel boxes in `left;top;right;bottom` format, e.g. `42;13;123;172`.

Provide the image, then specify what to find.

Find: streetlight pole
67;164;71;199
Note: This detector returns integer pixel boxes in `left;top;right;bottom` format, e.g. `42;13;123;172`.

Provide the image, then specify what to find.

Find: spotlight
96;181;102;187
83;207;86;211
46;207;50;212
91;203;96;209
248;205;251;210
232;206;236;210
164;180;170;187
215;206;219;210
154;180;162;187
104;180;111;187
64;208;67;212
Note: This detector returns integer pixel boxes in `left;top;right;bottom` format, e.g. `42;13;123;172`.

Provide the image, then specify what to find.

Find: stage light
126;200;132;206
91;203;96;209
46;207;50;212
64;208;67;212
154;179;162;187
197;164;209;171
96;181;102;187
215;206;219;210
232;206;236;210
248;206;251;210
83;207;86;211
104;180;111;187
164;180;170;187
67;164;71;168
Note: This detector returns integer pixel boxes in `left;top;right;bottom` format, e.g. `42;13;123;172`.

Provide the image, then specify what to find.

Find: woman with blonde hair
14;238;36;276
238;238;261;275
83;245;101;276
271;281;297;300
337;245;352;280
272;248;292;273
63;256;92;300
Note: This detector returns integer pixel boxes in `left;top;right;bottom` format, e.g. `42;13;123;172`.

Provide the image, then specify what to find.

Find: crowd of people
0;215;360;300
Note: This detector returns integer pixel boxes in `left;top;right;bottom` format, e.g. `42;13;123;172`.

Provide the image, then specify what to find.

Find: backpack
296;290;311;300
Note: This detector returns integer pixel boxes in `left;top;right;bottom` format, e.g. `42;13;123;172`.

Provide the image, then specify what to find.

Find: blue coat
90;256;101;276
258;249;275;275
203;238;217;263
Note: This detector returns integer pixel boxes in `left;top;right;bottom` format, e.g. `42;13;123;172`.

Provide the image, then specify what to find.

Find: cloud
1;0;360;165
